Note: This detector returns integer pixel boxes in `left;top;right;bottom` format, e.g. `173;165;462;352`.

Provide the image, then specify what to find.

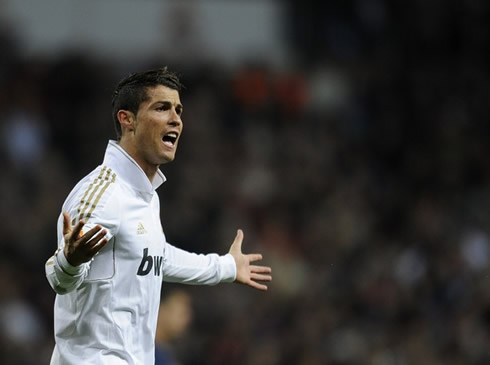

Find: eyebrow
152;100;184;110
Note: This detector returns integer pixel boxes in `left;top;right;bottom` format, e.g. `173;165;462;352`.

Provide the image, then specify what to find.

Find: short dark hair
111;67;184;139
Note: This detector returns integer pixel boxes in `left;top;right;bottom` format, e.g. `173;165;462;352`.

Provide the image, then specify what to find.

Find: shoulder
63;165;121;225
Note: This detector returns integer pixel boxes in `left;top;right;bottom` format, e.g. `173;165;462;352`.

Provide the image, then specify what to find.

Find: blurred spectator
2;109;49;171
155;290;193;365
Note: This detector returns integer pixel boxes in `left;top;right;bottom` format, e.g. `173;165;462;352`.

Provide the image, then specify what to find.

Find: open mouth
162;132;178;147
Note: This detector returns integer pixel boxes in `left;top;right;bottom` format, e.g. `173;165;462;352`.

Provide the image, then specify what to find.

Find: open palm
228;229;272;291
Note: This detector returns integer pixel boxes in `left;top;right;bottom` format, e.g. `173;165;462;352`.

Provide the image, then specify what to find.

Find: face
119;85;183;177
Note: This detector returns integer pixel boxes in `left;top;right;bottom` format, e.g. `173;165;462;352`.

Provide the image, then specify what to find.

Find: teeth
166;132;177;138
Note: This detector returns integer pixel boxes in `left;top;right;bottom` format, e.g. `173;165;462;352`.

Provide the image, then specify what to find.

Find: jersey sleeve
162;242;237;285
45;174;120;294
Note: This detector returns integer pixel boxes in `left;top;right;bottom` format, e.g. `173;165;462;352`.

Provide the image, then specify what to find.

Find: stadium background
1;0;490;364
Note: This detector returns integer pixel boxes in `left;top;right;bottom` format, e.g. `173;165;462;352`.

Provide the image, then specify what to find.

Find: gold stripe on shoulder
77;167;109;222
72;167;107;225
72;167;116;224
81;170;117;221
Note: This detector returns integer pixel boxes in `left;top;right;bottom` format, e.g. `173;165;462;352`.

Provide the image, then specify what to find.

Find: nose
169;109;182;128
169;119;181;128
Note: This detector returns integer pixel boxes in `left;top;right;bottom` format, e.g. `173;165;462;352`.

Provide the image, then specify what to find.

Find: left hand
228;229;272;291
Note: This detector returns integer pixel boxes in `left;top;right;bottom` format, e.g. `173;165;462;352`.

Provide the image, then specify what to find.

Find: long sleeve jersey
45;140;236;365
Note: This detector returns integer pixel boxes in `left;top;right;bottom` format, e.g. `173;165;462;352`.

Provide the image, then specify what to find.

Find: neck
118;139;158;183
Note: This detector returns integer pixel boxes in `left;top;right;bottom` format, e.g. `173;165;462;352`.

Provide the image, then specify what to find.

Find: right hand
62;212;108;266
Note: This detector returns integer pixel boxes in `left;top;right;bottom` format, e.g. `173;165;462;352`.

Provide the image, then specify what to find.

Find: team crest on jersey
136;222;147;235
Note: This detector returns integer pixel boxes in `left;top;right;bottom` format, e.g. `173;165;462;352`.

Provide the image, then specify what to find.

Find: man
45;68;272;365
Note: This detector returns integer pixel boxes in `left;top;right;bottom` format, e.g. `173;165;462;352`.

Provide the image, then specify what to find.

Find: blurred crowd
1;0;490;364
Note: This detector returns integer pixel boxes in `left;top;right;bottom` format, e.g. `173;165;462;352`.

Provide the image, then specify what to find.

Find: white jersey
45;140;236;365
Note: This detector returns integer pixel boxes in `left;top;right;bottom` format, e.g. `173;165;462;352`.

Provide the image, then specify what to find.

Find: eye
156;103;170;112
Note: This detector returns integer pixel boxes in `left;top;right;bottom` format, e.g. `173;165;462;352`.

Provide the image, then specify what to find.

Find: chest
116;192;166;259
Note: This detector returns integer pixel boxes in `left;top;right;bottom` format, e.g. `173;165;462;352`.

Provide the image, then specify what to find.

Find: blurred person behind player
155;290;193;365
45;67;272;365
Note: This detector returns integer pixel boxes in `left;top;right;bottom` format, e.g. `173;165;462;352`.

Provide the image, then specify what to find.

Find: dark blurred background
1;0;490;364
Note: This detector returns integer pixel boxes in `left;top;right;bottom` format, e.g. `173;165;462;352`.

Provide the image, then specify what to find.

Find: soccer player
45;68;272;365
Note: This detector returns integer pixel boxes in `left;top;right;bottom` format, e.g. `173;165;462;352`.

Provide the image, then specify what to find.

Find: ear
117;110;136;134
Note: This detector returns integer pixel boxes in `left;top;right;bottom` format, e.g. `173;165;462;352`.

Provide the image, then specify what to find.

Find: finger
231;229;244;252
246;253;263;263
250;273;272;282
62;212;72;236
70;220;86;242
87;237;108;256
250;265;271;273
248;280;268;291
78;225;104;244
85;230;108;248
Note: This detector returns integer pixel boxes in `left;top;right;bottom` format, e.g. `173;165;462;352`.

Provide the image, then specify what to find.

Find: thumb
230;229;244;254
62;212;72;236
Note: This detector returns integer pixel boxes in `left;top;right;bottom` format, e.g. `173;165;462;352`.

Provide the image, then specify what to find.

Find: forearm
163;243;236;285
45;248;88;294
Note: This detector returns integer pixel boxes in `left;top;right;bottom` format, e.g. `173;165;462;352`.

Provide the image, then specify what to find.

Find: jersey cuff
219;254;237;283
56;250;84;276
